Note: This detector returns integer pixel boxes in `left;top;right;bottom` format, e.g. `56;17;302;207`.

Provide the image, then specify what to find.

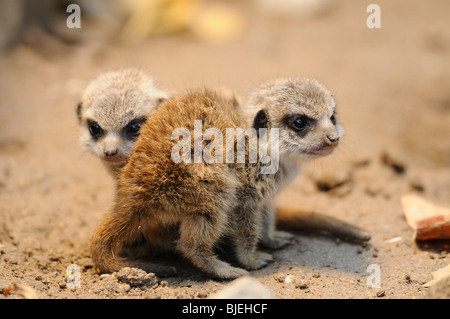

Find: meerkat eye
127;123;141;138
125;118;146;140
330;114;337;125
88;121;104;139
292;116;307;131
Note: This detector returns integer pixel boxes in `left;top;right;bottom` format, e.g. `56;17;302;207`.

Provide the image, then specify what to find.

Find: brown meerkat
90;78;370;279
77;68;169;179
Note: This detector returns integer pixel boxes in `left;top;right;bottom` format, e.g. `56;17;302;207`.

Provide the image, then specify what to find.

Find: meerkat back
118;90;245;217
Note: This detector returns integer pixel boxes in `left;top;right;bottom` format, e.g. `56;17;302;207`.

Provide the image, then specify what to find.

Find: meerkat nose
104;148;119;157
327;133;340;143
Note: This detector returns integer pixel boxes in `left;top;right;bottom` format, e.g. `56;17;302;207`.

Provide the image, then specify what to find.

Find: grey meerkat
89;78;370;279
77;68;177;277
77;68;169;180
242;78;371;244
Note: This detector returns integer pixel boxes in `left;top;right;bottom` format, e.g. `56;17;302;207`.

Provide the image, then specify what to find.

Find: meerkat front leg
230;199;274;270
260;202;294;250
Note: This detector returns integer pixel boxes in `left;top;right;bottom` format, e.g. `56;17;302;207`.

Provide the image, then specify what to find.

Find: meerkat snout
303;118;342;156
104;149;118;157
326;132;340;143
323;119;341;146
326;114;341;143
101;133;122;160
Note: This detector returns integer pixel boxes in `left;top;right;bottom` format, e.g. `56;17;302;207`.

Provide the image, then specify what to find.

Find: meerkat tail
275;208;371;242
90;211;176;277
90;212;130;274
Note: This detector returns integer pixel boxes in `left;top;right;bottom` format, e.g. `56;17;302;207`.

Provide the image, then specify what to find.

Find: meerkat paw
236;250;273;270
209;260;249;279
261;231;294;250
215;266;249;280
253;251;274;268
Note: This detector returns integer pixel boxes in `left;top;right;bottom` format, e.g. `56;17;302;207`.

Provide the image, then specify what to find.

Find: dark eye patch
124;117;147;140
292;117;307;131
76;102;82;123
283;114;315;133
330;114;337;125
88;120;104;140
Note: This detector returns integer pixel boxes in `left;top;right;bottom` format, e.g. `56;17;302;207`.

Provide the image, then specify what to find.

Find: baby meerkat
90;78;370;279
243;78;370;244
77;68;169;179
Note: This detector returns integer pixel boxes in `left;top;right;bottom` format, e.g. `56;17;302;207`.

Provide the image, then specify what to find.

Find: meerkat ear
231;96;240;108
253;109;268;129
76;102;82;123
155;95;169;107
253;109;268;137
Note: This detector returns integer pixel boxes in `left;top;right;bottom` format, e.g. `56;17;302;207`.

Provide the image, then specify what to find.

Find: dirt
0;0;449;299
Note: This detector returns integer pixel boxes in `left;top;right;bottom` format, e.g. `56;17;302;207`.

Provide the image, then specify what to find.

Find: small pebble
284;275;293;284
116;267;158;288
197;291;208;298
296;283;308;290
116;283;131;293
405;274;412;283
100;274;111;280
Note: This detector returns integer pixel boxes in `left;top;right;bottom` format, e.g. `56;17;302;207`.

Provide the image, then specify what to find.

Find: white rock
210;277;276;299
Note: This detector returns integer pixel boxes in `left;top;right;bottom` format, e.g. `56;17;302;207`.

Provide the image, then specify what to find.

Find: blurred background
0;0;449;298
0;0;448;165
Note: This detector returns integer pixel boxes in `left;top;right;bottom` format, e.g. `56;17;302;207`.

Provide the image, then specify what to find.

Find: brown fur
91;89;271;278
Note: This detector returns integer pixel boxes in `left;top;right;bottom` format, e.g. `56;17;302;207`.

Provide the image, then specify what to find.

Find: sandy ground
0;0;449;299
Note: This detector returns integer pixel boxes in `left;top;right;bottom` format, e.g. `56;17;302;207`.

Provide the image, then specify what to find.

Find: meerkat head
77;68;169;167
247;78;343;160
